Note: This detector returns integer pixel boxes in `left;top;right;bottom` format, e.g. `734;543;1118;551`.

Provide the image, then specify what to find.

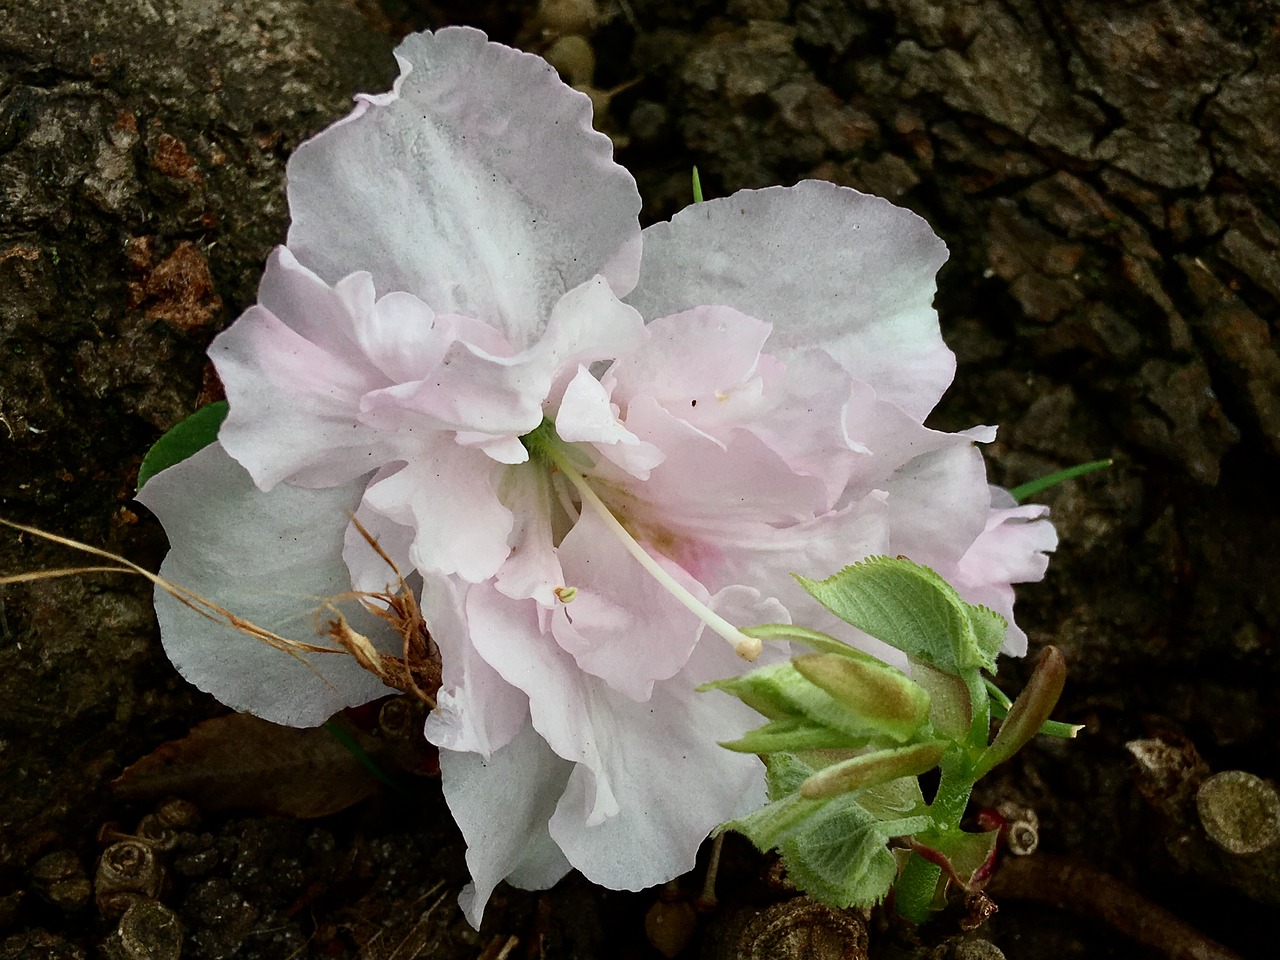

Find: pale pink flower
137;27;1055;926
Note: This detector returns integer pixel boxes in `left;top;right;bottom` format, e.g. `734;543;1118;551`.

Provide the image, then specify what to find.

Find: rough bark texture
2;1;1277;958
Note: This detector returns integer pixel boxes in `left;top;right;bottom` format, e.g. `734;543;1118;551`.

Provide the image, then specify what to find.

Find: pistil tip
736;637;763;661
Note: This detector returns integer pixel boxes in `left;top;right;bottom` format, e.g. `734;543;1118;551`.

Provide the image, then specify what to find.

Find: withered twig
988;854;1243;960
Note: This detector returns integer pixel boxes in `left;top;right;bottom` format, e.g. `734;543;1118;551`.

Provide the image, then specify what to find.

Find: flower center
521;420;761;661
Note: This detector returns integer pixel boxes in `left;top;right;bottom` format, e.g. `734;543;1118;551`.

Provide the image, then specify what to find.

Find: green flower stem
895;755;975;924
535;430;762;661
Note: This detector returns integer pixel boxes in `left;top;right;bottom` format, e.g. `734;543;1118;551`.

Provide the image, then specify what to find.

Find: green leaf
778;794;918;909
911;659;973;741
796;556;1007;674
137;401;228;490
691;165;705;203
728;755;933;909
910;827;1000;891
1009;458;1112;502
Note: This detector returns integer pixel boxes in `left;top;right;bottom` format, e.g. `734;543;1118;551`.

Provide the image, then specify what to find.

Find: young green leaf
778;794;928;909
137;401;229;490
701;661;900;740
796;556;1007;674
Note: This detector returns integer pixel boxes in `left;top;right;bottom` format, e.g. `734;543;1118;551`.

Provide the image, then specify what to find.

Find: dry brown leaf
111;712;381;818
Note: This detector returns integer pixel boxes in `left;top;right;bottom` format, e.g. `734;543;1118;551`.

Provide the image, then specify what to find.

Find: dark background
2;1;1277;957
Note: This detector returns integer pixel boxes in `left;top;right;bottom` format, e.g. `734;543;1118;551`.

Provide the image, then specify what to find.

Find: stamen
541;444;762;662
555;586;578;603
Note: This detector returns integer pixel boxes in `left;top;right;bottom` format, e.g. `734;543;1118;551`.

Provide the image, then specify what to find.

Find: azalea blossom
136;27;1056;927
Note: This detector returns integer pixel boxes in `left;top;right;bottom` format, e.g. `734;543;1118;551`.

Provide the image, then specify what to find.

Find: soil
2;1;1277;958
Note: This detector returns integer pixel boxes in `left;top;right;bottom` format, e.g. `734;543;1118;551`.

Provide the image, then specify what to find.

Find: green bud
973;645;1069;777
800;741;949;800
910;658;973;741
792;653;930;742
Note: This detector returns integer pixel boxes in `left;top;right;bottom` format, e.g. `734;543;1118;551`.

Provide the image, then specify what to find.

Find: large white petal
439;724;573;928
286;27;642;348
136;444;395;727
626;180;953;419
547;635;768;890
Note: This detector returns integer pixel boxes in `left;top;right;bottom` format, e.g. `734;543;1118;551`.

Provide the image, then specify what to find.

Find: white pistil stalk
546;449;762;662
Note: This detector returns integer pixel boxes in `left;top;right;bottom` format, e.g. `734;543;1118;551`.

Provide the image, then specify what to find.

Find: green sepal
742;623;890;666
909;826;1000;892
796;556;1008;674
137;401;228;490
792;653;931;742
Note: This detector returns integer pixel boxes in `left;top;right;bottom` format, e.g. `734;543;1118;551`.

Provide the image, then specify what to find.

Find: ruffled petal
885;443;993;575
555;367;664;479
625;180;953;419
360;449;513;583
212;257;400;491
954;492;1058;656
422;577;531;757
547;634;768;890
465;584;620;826
286;27;642;348
439;724;574;927
136;444;395;727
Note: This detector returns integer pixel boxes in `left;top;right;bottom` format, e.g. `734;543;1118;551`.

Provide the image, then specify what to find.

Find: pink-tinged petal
439;724;573;928
538;276;648;376
422;577;530;757
556;367;664;479
493;463;564;607
547;636;768;890
212;301;393;491
136;444;395;727
336;286;451;385
841;381;990;498
626;180;953;419
551;507;705;699
884;443;992;575
359;341;545;442
954;494;1058;656
606;306;773;411
286;27;642;347
617;397;832;527
255;247;367;355
360;448;512;583
466;585;621;826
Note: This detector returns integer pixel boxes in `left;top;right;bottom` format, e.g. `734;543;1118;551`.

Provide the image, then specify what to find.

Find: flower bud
792;653;930;742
